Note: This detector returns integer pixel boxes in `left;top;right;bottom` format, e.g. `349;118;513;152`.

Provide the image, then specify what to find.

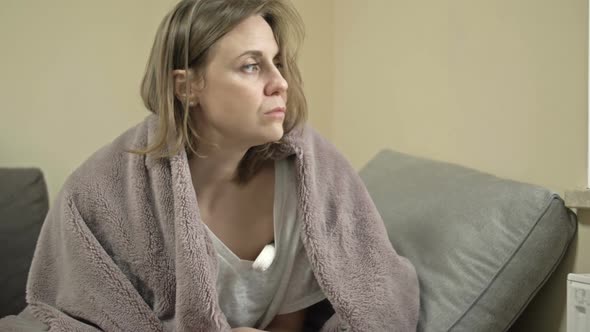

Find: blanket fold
10;115;418;331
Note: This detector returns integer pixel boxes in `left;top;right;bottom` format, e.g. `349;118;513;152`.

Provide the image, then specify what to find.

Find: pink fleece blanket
6;115;419;331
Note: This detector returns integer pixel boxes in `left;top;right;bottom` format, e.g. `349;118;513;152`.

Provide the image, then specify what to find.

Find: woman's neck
188;146;246;198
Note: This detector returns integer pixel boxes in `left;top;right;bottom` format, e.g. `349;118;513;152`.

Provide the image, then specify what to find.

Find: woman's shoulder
291;124;356;174
60;115;156;205
286;124;368;206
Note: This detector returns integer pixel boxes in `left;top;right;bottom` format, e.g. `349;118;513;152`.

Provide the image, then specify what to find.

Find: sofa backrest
0;168;48;316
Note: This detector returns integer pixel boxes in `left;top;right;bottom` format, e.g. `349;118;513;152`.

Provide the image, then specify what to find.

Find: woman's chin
258;125;284;144
266;128;284;143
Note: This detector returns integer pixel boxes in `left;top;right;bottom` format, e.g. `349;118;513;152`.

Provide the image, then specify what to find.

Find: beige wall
1;0;587;331
331;0;588;331
293;0;334;139
0;0;177;199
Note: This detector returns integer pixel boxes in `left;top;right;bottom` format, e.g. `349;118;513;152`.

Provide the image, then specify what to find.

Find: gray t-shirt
204;158;326;329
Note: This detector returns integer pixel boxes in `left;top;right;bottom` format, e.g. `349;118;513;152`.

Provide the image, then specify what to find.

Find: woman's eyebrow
236;50;281;60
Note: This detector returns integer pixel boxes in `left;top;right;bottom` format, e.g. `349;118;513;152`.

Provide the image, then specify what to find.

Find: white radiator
568;273;590;332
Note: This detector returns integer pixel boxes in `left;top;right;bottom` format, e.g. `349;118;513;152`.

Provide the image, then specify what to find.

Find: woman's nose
265;67;288;96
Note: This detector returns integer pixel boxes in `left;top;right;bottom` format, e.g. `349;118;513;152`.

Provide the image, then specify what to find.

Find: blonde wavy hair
137;0;307;183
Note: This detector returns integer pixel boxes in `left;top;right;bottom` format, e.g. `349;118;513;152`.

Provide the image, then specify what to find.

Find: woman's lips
264;107;286;119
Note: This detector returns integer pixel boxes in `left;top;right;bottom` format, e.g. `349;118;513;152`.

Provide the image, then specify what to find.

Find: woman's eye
243;63;260;73
274;62;283;70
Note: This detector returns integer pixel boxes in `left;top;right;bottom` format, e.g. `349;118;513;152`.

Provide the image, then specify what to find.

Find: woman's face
193;15;288;151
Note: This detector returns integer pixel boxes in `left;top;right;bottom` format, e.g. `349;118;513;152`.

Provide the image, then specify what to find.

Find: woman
22;0;420;331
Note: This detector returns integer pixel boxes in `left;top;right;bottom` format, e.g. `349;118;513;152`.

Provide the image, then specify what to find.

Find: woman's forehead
211;15;279;61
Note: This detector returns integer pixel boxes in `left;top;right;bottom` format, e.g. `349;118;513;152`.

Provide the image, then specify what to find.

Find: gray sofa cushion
359;150;577;332
0;168;48;316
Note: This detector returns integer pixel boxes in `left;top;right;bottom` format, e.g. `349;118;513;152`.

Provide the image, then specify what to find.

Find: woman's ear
172;69;199;106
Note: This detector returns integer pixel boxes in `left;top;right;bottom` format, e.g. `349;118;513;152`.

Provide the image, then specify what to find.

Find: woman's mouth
264;107;286;119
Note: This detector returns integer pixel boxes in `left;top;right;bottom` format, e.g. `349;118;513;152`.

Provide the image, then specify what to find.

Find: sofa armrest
360;150;577;332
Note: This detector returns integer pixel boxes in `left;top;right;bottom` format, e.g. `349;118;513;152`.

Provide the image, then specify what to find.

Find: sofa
0;149;577;331
0;168;47;318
